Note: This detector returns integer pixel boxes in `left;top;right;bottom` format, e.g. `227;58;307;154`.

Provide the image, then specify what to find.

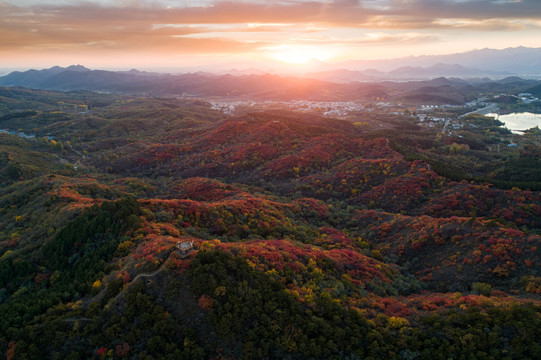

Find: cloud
433;18;527;31
1;0;540;59
3;1;539;28
389;0;541;20
357;32;439;44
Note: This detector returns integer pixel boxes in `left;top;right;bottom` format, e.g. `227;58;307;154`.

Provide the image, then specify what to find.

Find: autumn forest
0;87;540;359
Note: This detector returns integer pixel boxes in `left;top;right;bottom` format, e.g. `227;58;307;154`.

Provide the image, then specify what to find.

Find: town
209;92;540;135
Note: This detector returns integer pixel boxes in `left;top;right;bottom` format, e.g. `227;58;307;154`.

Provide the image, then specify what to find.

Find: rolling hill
0;88;540;359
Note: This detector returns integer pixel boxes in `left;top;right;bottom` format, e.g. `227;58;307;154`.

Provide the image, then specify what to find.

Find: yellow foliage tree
92;280;102;291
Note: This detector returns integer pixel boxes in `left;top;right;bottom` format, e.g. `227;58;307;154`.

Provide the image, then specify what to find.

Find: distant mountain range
209;47;541;80
0;66;382;101
335;46;541;76
1;62;540;104
303;63;512;82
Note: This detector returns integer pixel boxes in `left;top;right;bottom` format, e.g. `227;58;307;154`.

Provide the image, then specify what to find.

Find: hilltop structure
175;240;194;258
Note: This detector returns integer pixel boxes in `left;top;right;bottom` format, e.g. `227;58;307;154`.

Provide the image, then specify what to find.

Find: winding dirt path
105;255;173;306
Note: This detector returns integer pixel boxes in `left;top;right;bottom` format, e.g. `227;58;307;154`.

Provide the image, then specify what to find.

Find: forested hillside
0;88;540;359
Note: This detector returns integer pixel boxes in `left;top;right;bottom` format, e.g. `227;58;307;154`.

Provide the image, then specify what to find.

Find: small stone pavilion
175;240;194;258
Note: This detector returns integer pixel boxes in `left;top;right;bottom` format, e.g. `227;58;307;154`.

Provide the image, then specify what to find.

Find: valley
0;85;540;359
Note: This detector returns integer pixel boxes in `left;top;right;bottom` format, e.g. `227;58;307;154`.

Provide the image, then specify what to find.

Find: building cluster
210;91;537;135
209;101;252;114
419;104;461;110
290;101;365;116
516;93;539;104
210;100;366;116
491;93;539;105
0;129;36;140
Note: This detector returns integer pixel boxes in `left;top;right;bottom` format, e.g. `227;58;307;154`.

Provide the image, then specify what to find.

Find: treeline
388;132;541;191
182;250;541;359
0;198;142;356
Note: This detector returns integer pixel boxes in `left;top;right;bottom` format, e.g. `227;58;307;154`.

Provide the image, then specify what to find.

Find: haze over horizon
1;0;541;73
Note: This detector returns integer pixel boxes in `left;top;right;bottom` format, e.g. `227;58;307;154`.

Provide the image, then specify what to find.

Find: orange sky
1;0;541;71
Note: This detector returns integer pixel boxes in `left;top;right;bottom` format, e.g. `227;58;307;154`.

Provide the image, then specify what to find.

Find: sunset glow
0;0;540;71
268;45;334;64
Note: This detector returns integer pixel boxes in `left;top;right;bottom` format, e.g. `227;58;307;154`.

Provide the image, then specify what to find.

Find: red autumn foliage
198;294;214;311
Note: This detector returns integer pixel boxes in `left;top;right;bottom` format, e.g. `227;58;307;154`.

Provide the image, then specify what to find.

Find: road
460;103;499;117
441;118;451;133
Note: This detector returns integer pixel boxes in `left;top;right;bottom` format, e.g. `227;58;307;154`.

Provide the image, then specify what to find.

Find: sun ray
266;44;333;64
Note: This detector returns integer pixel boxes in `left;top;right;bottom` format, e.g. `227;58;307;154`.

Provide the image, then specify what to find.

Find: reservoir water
487;112;541;133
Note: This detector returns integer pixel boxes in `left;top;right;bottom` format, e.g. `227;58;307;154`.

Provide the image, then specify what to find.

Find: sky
1;0;540;72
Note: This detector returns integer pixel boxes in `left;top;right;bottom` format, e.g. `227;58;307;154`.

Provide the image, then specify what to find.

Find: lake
486;112;541;133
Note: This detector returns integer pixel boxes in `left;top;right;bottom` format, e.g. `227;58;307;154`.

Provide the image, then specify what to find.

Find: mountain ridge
0;87;540;358
2;65;541;105
338;46;541;75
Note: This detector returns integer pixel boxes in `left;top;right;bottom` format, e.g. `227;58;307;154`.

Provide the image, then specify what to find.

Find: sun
272;49;317;64
268;45;332;64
